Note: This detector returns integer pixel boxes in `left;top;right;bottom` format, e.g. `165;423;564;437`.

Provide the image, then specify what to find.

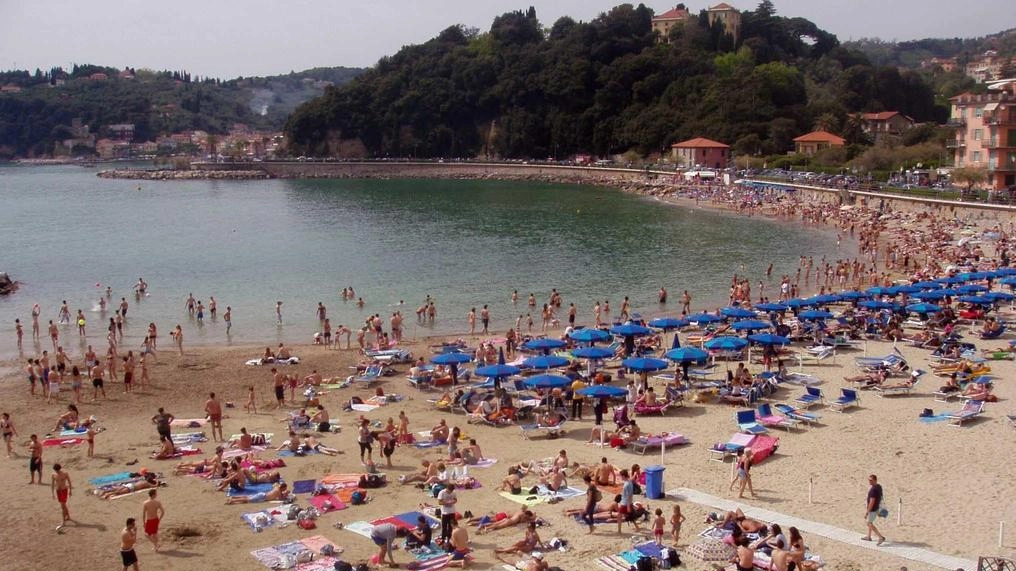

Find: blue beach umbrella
783;298;814;308
958;295;993;305
837;291;869;301
568;328;611;344
905;302;942;314
755;302;790;311
997;268;1016;276
648;317;689;331
571;346;614;360
474;363;522;379
956;284;989;294
806;294;841;305
911;290;949;301
984;291;1015;302
1001;277;1016;286
731;319;771;331
958;271;991;281
746;333;791;346
911;281;943;290
891;284;923;295
576;385;628;398
720;306;756;319
523;374;572;389
866;287;896;297
609;323;653;336
522;338;567;354
522;354;570;370
431;352;472;365
621;357;669;372
685;313;723;324
665;346;709;363
704;336;749;351
936;276;967;285
798;309;834;320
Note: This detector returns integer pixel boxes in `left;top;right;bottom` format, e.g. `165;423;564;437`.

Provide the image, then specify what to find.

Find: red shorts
56;489;68;504
618;505;630;516
144;518;160;536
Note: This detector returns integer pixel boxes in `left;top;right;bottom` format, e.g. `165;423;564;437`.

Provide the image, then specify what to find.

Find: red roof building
858;111;914;140
671;137;730;169
652;5;691;41
793;131;845;156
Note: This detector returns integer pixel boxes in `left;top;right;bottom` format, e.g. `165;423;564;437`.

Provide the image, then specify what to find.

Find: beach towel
171;431;208;444
408;543;448;562
320;382;349;390
292;479;317;494
471;458;498;469
920;413;952;423
392;511;440;529
88;471;134;486
169;418;207;427
246;357;300;366
151;447;202;459
230;432;273;443
58;427;89;437
597;555;635;571
278;448;319;457
223;445;267;460
633;542;665;559
321;473;363;488
497;491;547;507
342;520;375;539
293;558;341;571
350;403;381;413
299;535;340;554
538;485;585;500
43;437;84;447
242;510;282;531
227;481;278;497
332;487;364;504
404;553;464;571
307;493;347;513
413;440;445;449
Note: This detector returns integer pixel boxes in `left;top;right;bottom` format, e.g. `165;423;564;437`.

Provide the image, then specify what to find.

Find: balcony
945;118;966;127
992;161;1016;172
946;139;967;149
985;114;1016;126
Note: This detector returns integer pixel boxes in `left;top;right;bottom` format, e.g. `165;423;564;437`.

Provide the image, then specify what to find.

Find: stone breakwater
97;169;270;180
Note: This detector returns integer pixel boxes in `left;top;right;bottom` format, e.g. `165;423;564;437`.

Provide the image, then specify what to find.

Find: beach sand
0;329;1013;571
1;194;1014;571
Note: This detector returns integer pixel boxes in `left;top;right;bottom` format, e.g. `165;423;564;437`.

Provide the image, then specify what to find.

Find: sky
0;0;1012;79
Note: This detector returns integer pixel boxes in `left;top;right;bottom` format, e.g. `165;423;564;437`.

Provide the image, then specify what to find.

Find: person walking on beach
2;413;18;457
152;408;174;442
52;463;73;527
142;489;165;552
204;393;224;442
120;518;140;571
272;368;286;407
27;434;43;483
223;306;232;335
480;305;490;334
170;325;183;355
863;474;886;545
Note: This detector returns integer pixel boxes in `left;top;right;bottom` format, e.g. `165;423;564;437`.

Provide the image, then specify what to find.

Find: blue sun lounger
735;410;768;435
830;388;859;412
795;386;824;408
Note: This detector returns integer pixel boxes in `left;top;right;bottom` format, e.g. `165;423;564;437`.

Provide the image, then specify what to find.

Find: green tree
951;166;988;197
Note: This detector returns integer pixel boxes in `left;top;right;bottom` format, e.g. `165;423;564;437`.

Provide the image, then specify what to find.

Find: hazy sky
1;0;1012;78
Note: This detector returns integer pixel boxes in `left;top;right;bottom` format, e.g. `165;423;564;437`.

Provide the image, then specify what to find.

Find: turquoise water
0;165;848;357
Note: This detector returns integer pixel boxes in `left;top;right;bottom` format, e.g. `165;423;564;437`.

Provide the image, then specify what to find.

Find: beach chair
519;419;566;440
352;364;385;386
875;369;923;397
774;403;821;426
628;432;688;455
756;403;801;431
829;388;860;412
979;324;1007;340
735;409;768;435
854;347;904;368
792;347;834;367
946;400;984;426
794;386;824;408
708;432;755;462
633;400;671;416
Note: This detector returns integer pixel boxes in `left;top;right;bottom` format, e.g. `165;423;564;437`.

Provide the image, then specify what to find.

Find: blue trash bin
644;465;665;499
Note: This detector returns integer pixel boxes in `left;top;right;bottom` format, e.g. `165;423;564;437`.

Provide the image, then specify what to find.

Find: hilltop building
671;137;730;169
857;111;914;142
949;80;1016;190
793;131;845;156
707;3;741;43
651;5;691;42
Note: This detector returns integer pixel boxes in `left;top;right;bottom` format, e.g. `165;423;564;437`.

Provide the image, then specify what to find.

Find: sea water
0;164;846;358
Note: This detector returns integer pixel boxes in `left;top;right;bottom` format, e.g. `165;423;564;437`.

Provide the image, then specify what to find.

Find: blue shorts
451;549;469;561
249;492;267;503
371;535;387;546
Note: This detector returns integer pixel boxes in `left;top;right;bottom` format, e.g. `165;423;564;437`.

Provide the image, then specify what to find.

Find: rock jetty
97;169;269;180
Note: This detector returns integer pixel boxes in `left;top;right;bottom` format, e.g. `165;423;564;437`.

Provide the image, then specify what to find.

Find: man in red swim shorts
142;489;166;551
51;463;73;526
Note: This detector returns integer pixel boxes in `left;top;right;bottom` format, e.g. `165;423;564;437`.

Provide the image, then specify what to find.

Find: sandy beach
1;193;1014;571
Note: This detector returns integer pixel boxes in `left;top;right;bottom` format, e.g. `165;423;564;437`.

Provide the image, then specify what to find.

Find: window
973;129;982;141
972;151;981;162
975;106;983;118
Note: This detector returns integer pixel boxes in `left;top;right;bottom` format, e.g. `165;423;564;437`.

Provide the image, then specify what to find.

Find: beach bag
298;518;317;530
334;562;352;571
359;474;384;489
296;550;314;563
667;548;680;567
320;545;336;556
355;564;369;571
350;490;366;505
636;555;655;571
287;505;303;520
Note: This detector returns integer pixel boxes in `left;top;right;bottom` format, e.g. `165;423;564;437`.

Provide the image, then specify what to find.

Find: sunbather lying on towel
562;495;621;521
714;508;767;533
241;466;281;484
478;507;536;533
224;482;289;505
96;473;162;499
173;446;224;475
400;460;439;485
587;420;640;444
